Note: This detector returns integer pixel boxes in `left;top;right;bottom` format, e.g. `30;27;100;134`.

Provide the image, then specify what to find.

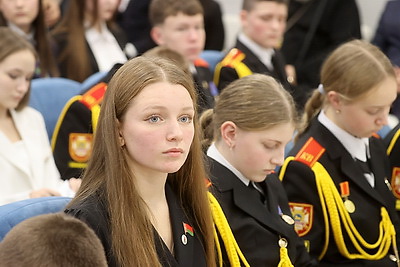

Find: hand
285;64;297;85
42;0;61;27
29;188;61;198
68;178;82;193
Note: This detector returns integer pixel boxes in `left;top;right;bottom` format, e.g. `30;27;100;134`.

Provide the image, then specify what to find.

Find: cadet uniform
193;58;217;113
384;123;400;213
214;38;305;108
51;65;121;180
207;145;316;267
279;114;400;266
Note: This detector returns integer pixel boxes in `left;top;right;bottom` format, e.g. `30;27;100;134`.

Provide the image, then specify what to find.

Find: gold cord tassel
277;238;294;267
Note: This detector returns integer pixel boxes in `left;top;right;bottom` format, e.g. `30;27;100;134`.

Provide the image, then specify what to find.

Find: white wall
215;0;391;49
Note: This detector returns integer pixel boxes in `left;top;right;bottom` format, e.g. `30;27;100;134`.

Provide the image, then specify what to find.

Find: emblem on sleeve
69;133;93;162
391;167;400;199
289;202;313;237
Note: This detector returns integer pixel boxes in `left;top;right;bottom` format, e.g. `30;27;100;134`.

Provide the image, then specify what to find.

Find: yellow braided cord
387;129;400;156
279;156;294;181
277;247;294;267
213;224;223;267
313;162;395;260
208;192;250;267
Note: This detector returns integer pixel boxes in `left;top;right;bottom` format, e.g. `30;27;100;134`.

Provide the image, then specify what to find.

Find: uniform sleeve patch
69;133;93;163
289;202;313;237
391;167;400;199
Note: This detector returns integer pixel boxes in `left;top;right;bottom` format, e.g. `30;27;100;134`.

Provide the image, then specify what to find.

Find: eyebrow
142;105;194;112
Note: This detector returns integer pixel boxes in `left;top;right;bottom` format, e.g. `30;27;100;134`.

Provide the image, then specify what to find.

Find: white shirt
85;22;127;72
318;111;375;187
238;33;275;71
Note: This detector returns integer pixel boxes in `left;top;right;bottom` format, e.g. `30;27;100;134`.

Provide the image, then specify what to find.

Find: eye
8;73;18;80
264;142;279;150
178;115;192;123
147;115;162;123
366;109;380;115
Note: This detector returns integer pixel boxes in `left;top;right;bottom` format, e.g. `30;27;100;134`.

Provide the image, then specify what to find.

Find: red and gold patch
391;167;400;199
69;133;93;163
289;202;313;237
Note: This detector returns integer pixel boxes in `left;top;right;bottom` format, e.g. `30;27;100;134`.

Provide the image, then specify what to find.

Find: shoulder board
194;58;210;68
371;132;380;139
221;48;245;68
80;82;107;109
294;137;326;167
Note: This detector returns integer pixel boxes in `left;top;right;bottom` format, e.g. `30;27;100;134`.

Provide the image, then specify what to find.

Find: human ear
220;121;237;149
327;91;342;112
116;119;125;147
150;26;164;45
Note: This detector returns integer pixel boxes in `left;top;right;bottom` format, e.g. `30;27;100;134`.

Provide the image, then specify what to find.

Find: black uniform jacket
193;59;216;114
384;122;400;214
65;183;207;267
52;65;121;180
207;157;315;267
280;117;400;266
214;40;306;108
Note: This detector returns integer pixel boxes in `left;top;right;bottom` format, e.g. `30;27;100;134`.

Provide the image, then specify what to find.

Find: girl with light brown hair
279;39;400;266
65;56;216;267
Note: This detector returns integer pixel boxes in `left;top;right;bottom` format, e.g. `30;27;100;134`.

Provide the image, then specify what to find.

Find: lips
163;148;184;156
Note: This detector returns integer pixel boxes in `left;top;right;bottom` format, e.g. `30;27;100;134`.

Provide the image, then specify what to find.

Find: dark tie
248;182;266;205
355;158;372;175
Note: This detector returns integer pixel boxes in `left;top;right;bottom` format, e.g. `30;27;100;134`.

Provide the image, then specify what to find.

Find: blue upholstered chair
29;78;81;140
200;50;225;72
0;196;72;241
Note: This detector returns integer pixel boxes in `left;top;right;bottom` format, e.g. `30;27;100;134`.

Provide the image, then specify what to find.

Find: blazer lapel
209;158;284;233
0;110;33;179
166;183;194;267
314;121;387;206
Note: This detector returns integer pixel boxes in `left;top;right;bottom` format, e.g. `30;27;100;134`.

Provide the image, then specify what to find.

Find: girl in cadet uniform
65;56;216;267
279;39;400;266
0;0;59;77
201;74;316;267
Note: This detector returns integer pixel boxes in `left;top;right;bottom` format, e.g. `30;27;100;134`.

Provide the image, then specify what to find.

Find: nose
166;120;184;142
376;110;390;126
188;28;200;41
17;79;30;94
271;148;285;167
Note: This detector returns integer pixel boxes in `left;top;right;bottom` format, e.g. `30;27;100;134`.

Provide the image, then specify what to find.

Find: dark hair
149;0;204;26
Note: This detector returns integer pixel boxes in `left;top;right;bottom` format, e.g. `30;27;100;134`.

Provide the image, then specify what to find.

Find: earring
336;109;341;114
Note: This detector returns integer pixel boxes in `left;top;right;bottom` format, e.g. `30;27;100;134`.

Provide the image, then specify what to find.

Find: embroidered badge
391;167;400;199
289;202;313;237
69;133;93;162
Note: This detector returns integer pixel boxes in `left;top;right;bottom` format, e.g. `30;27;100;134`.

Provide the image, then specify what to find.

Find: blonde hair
200;74;297;150
299;39;396;138
0;27;37;110
68;56;215;267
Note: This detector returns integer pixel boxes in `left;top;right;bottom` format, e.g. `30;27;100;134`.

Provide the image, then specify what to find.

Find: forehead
351;77;397;107
248;1;287;15
163;12;204;27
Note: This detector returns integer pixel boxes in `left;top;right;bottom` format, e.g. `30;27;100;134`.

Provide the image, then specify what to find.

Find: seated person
0;27;78;205
52;48;191;180
213;0;305;108
0;213;107;267
149;0;217;113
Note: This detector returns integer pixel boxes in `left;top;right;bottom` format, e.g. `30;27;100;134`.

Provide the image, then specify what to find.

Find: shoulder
219;48;246;67
12;107;45;124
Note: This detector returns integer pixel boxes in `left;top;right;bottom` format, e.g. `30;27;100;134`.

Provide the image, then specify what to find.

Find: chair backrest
29;78;82;140
81;71;107;92
0;196;72;241
200;50;225;73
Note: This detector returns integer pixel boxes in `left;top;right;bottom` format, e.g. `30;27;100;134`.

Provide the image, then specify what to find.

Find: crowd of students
2;0;400;266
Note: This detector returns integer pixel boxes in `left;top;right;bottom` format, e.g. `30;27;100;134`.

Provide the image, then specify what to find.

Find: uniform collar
238;32;275;70
318;110;369;161
207;143;250;186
